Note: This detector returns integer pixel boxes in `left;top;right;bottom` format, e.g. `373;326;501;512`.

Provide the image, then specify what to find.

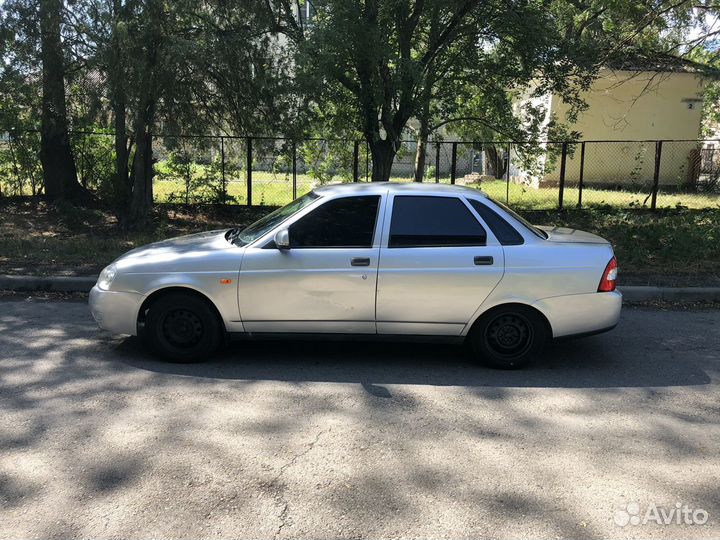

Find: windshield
228;191;320;246
487;197;548;239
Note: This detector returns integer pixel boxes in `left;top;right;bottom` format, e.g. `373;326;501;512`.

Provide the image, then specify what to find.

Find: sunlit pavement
1;299;719;539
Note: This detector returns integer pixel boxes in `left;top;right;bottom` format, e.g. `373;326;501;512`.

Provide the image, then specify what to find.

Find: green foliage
521;207;720;281
0;131;43;196
300;139;355;184
1;0;720;211
71;132;115;193
155;140;237;206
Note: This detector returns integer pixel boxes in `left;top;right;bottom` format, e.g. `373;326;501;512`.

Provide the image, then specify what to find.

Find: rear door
376;195;504;336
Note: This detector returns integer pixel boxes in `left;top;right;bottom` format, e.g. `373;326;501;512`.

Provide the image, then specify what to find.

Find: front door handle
474;256;494;266
351;257;371;267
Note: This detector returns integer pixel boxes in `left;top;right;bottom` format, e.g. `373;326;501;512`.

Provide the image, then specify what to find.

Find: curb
619;286;720;303
0;274;97;293
1;274;720;302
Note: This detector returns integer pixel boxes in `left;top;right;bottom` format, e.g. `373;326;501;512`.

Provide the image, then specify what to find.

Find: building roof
607;52;717;76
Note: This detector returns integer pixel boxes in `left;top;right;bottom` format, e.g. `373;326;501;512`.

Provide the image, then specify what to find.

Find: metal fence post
365;141;370;181
577;141;585;208
435;142;440;183
651;140;663;210
220;136;227;204
292;141;297;200
79;136;87;189
450;142;457;185
505;143;511;204
558;141;568;209
246;137;252;206
7;131;20;196
353;140;359;182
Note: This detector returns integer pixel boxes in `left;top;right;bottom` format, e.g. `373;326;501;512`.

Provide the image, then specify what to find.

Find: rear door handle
351;257;371;267
474;256;494;266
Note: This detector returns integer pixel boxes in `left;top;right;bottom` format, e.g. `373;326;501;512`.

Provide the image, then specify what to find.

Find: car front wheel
469;305;548;369
143;292;222;362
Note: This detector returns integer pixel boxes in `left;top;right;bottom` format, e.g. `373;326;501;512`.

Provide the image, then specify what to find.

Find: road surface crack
272;428;328;539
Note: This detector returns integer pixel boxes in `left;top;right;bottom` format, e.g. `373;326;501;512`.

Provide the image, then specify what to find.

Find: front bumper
89;285;143;336
532;290;622;339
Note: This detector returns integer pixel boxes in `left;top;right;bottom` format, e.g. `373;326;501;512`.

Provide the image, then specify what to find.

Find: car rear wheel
143;292;222;363
469;305;547;369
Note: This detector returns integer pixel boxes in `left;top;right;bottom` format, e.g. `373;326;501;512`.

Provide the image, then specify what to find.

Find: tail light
598;256;618;292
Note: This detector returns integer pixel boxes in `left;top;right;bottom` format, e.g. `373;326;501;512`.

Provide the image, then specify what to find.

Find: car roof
313;181;488;198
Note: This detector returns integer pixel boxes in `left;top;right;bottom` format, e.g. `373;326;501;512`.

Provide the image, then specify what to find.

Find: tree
107;0;131;209
265;0;599;182
82;0;299;226
270;0;720;182
39;0;85;199
3;0;720;206
295;0;492;181
88;0;210;225
192;1;301;137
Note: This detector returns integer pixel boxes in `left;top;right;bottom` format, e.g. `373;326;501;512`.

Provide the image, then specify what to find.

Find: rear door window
389;196;486;247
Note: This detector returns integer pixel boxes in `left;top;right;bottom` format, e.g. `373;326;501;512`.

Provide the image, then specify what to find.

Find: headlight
97;264;117;291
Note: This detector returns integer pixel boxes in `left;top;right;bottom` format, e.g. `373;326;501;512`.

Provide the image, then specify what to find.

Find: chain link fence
2;130;720;209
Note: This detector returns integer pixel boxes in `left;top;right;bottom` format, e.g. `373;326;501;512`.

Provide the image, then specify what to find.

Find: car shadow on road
116;332;714;389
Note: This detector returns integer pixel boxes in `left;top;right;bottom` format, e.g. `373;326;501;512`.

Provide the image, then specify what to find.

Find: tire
468;305;548;369
143;292;223;363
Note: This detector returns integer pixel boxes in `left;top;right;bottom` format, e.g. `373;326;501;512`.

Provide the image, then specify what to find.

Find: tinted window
235;191;319;246
468;199;524;245
389;196;486;247
290;196;380;248
488;198;547;239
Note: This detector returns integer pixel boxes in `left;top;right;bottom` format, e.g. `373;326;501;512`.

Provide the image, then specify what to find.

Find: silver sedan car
90;182;621;368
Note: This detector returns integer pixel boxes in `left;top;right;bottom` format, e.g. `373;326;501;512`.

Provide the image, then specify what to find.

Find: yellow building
514;63;707;189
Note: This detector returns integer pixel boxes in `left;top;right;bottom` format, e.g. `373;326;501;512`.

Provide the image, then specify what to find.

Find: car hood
122;230;232;257
537;226;609;244
116;230;236;269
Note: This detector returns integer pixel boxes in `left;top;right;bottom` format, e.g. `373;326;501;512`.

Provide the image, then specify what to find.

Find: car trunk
536;226;609;244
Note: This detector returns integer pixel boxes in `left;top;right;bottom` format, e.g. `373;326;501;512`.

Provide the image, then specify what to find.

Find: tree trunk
109;0;130;208
413;67;434;183
126;0;161;228
484;145;506;179
39;0;82;200
128;125;154;227
113;105;129;205
369;138;396;182
413;131;428;183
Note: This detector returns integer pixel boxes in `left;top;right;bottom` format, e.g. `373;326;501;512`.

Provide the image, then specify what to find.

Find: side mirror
274;228;290;250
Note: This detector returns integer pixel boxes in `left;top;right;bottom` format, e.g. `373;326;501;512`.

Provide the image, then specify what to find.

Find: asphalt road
1;299;719;539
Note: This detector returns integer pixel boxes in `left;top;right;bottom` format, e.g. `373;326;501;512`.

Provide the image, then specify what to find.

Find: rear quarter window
468;199;524;245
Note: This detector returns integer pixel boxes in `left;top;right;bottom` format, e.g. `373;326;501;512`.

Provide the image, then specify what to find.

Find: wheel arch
136;286;226;336
464;301;553;342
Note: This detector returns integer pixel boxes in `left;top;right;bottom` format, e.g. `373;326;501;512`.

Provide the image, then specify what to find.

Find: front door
376;195;504;336
238;195;383;333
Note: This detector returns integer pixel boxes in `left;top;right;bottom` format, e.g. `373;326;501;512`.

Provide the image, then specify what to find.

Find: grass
0;197;718;287
153;171;317;207
479;180;720;210
4;158;719;209
152;172;720;210
0;199;270;277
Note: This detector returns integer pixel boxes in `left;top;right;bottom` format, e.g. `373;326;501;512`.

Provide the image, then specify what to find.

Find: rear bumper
532;290;622;339
89;285;143;336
